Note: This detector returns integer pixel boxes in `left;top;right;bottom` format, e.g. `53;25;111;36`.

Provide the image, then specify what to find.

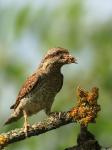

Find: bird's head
44;47;76;64
40;47;77;72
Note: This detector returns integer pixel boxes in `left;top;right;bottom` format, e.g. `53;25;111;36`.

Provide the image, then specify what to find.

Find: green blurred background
0;0;112;149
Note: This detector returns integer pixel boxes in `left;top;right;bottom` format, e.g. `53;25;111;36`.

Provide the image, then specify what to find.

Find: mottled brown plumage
5;47;77;134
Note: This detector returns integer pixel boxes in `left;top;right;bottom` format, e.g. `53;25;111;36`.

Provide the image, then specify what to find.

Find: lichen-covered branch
65;86;101;150
0;86;101;150
69;86;100;126
0;112;74;149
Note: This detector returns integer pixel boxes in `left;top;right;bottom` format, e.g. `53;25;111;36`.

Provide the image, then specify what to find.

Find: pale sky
0;0;112;21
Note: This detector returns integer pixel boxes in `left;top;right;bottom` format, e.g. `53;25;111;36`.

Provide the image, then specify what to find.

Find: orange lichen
69;86;100;126
0;135;8;145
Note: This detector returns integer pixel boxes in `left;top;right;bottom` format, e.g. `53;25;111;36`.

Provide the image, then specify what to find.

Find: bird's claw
24;124;31;137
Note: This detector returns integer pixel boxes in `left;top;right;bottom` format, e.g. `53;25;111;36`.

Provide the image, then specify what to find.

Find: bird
4;47;77;135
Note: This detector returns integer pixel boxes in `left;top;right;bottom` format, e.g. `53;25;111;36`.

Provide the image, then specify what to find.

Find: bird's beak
66;54;77;64
68;54;77;64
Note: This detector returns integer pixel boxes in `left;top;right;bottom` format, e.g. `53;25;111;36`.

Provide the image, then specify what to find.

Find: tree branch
0;86;101;150
0;112;75;149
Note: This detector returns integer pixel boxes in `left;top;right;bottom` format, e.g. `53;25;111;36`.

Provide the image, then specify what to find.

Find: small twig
0;112;75;149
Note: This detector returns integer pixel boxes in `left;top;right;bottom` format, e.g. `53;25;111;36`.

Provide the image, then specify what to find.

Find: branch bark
0;112;74;149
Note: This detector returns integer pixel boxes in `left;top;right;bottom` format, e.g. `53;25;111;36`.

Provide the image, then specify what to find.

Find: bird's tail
4;114;21;125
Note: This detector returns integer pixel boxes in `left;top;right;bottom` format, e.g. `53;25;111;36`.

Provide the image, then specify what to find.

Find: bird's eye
56;51;60;55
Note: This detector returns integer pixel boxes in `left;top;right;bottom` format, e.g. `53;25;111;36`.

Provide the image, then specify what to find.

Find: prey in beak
68;54;77;64
63;54;77;64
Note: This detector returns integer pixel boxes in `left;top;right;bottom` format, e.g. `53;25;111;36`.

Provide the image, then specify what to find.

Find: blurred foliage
91;21;112;49
15;6;31;36
0;0;112;150
90;21;112;91
31;1;85;49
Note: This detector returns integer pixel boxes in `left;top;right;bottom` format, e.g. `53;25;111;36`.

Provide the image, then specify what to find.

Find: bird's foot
24;123;31;137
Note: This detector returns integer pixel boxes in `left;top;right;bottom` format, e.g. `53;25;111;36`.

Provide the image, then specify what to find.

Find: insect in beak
64;54;77;64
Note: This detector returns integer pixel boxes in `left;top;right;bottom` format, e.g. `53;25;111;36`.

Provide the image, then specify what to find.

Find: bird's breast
19;73;63;116
28;73;63;102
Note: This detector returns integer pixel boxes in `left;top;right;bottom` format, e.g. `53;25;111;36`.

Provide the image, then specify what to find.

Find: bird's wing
10;72;42;110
